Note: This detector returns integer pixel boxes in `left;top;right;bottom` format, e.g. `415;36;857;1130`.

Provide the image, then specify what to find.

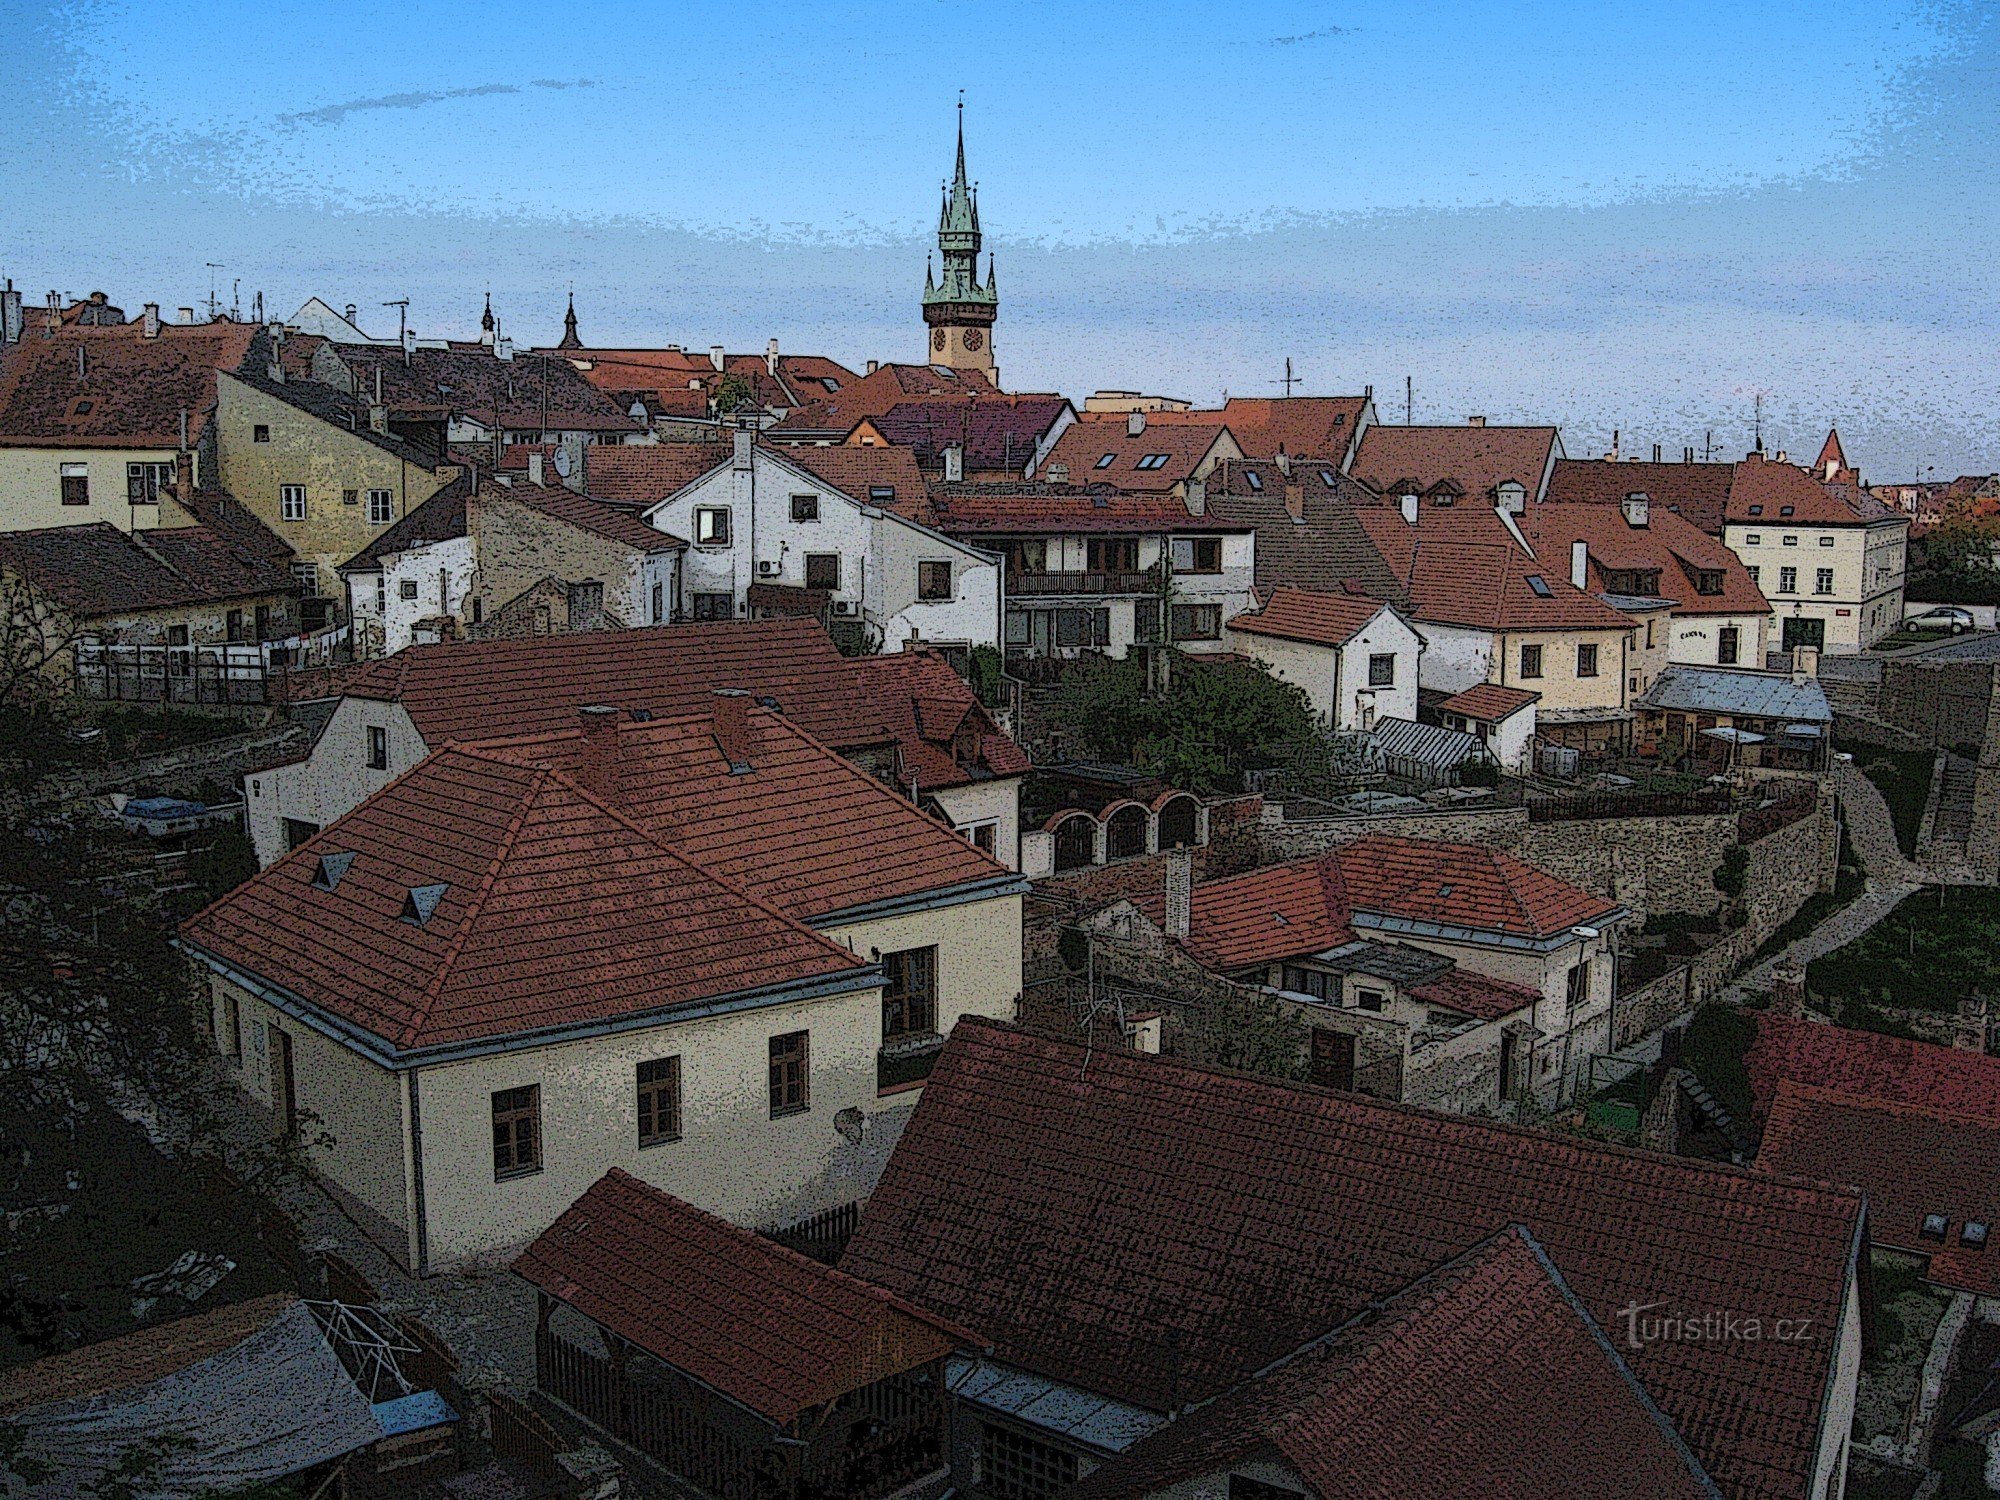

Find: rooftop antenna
1405;375;1413;426
230;278;241;321
1752;391;1766;454
383;299;410;366
1702;429;1713;463
204;263;224;321
1269;357;1300;397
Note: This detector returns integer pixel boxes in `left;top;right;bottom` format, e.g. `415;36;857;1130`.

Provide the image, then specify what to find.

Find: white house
645;432;1002;653
337;480;476;657
1223;586;1422;730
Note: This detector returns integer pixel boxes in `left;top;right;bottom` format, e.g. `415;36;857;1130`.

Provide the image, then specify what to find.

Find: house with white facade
644;432;1001;653
1224;586;1422;730
337;476;475;656
189;697;1027;1274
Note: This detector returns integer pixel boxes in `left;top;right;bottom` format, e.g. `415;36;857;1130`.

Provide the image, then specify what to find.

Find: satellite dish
552;447;573;478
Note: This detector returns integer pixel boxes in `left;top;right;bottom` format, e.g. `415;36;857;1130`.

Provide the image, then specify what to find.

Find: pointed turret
558;292;582;351
479;292;495;347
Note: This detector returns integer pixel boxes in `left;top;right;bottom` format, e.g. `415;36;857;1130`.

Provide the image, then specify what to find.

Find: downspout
407;1069;429;1275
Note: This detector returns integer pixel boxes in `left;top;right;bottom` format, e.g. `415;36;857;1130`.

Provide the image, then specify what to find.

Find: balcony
1010;566;1162;597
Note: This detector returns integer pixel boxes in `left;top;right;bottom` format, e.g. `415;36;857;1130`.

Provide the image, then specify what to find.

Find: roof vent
1922;1213;1950;1241
400;883;448;925
629;707;654;722
1964;1221;1990;1250
312;851;356;891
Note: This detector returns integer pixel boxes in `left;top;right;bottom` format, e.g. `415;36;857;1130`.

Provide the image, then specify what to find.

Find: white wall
932;778;1023;871
1669;612;1768;669
246;699;426;866
1414;621;1496;694
348;535;477;657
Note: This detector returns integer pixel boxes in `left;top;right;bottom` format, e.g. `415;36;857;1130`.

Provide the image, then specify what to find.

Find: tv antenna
383;299;410;365
204;263;224;321
1269;357;1300;397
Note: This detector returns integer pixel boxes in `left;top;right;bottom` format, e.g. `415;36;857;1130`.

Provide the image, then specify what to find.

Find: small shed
1369;717;1499;787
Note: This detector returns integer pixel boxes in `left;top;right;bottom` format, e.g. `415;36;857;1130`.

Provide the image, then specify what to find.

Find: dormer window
400;883;448;926
1921;1212;1949;1241
311;851;356;891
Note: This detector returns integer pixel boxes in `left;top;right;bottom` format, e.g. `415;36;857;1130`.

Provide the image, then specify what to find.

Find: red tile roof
774;363;1001;436
1725;453;1901;528
514;1170;972;1426
1163;835;1619;971
0;321;263;448
0;520;296;616
855;397;1071;473
1068;1227;1718;1500
843;1021;1862;1500
1406;966;1544;1021
844;650;1031;791
332;346;639;434
926;483;1246;536
1351;424;1559;504
180;745;868;1051
1355;506;1636;632
477;703;1012;922
584;443;732;505
1044;419;1238;493
1757;1080;2000;1296
1437;682;1540;723
484;480;686;553
1745;1013;2000;1122
1226;586;1388;647
1519;503;1769;617
1200;396;1365;462
1544;460;1738;534
777;445;933;521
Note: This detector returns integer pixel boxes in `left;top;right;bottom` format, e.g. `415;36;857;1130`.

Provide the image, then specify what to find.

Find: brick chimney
1621;491;1650;528
174;449;195;499
732;428;754;470
1770;964;1806;1018
1467;415;1487;427
1164;846;1193;940
141;303;161;339
527;452;545;487
1185;476;1206;518
1274;446;1291;478
577;704;621;800
712;689;753;773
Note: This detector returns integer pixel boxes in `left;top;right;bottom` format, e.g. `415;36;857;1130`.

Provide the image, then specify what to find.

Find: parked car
1906;605;1975;635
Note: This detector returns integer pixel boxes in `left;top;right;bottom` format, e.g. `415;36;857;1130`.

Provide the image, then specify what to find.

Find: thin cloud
279;79;596;128
1268;26;1356;45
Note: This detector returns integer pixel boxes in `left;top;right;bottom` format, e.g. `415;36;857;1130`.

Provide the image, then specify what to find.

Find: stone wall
1259;804;1529;862
56;720;312;801
1876;660;1999;754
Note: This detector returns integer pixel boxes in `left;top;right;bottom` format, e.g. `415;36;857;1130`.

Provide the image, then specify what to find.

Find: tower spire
921;94;998;381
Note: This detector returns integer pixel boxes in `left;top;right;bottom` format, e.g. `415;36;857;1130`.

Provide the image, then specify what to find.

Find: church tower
921;102;999;381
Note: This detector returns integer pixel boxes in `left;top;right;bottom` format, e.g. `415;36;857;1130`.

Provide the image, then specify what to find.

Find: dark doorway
1309;1029;1356;1092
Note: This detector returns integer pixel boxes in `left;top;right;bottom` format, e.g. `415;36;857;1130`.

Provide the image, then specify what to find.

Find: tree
709;371;754;418
1169;983;1309;1081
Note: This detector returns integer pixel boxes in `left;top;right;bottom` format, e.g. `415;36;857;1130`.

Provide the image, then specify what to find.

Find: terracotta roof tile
1746;1013;2000;1121
332;346;639;434
1044;419;1238;493
338;472;470;573
1520;503;1769;618
584;443;733;505
1406;966;1544;1021
1545;460;1738;534
0;321;263;448
1437;682;1540;723
1351;424;1559;503
1227;586;1388;646
857;397;1071;473
1355;506;1636;632
927;483;1243;535
1068;1227;1718;1500
487;480;686;552
773;364;1001;436
844;650;1030;791
514;1170;972;1427
180;744;868;1051
0;520;296;616
1725;453;1901;527
843;1021;1862;1500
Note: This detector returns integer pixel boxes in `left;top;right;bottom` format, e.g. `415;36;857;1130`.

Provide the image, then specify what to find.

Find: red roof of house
1437;682;1540;723
1226;586;1387;647
180;745;868;1051
1210;396;1366;461
927;483;1240;535
1757;1080;2000;1296
1355;506;1635;632
856;397;1071;474
1519;503;1769;618
476;703;1012;922
1544;460;1739;534
1159;835;1618;971
1067;1227;1718;1500
777;444;934;522
843;1021;1862;1500
583;443;733;505
1746;1013;2000;1121
0;520;296;616
773;363;1001;436
1351;424;1559;504
844;650;1030;791
1725;453;1900;528
0;321;263;448
1406;966;1544;1021
481;480;686;553
514;1170;972;1426
331;346;640;434
1044;418;1238;493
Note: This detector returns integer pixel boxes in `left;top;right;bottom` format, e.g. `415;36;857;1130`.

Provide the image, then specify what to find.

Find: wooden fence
488;1388;575;1493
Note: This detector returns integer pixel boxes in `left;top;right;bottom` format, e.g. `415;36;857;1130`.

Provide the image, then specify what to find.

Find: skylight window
400;883;448;926
1964;1220;1990;1249
819;378;840;392
1747;505;1763;516
1244;471;1263;492
869;485;895;502
1922;1213;1950;1241
1525;575;1553;598
629;707;654;722
1095;453;1117;470
1779;505;1794;517
1319;470;1338;487
1136;454;1172;471
312;851;356;891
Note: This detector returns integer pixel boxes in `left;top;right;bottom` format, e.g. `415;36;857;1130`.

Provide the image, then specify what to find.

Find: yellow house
188;700;1025;1273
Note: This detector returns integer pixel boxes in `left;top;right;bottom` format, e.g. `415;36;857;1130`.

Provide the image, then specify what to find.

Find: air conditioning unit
756;560;781;578
832;600;860;618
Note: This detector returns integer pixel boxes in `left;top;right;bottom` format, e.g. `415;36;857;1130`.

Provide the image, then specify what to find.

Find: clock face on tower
963;328;984;352
932;329;947;351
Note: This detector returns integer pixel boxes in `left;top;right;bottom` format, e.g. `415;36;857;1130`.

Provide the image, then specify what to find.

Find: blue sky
4;0;1996;476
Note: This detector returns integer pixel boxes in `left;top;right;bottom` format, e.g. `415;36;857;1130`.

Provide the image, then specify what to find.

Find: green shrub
1713;846;1748;900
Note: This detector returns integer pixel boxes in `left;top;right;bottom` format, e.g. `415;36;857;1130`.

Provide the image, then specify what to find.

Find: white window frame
367;488;394;525
280;484;307;522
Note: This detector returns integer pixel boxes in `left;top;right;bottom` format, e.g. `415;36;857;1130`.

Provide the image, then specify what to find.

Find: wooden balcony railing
1010;566;1161;597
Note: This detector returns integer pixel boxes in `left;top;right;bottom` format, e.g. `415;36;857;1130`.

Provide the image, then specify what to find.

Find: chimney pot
141;304;161;339
712;689;754;773
1127;410;1145;437
709;344;726;373
345;303;358;323
1467;415;1486;427
577;704;621;799
1185;476;1206;518
1274;447;1291;477
1570;539;1589;589
178;307;195;325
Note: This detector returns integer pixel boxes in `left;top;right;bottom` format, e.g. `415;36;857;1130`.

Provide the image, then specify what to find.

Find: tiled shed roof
842;1020;1863;1500
1437;682;1540;723
0;520;296;616
584;443;732;505
1044;419;1236;493
1746;1013;2000;1122
1226;586;1387;647
515;1170;973;1428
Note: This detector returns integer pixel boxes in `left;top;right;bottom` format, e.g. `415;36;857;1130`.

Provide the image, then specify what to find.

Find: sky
2;0;1996;477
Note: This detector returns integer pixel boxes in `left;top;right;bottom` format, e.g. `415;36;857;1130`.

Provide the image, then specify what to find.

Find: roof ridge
394;752;550;1049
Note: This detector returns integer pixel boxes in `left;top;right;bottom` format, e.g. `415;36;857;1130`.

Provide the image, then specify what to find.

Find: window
1566;961;1589;1016
963;820;998;855
1243;471;1264;492
1004;610;1030;646
1134;453;1172;471
1367;653;1395;687
1525;574;1552;598
1576;643;1599;677
1815;568;1835;595
882;946;939;1039
491;1085;541;1179
979;1422;1077;1500
650;580;664;624
126;461;171;504
804;553;840;591
1718;626;1740;666
1745;565;1760;586
1921;1213;1950;1242
374;576;386;613
1779;505;1794;518
1644;620;1655;650
1170;603;1223;642
790;493;819;522
1054;608;1109;649
1171;537;1222;573
1779;567;1798;594
1745;534;1761;545
283;818;320;851
280;484;307;522
868;485;895;504
366;488;394;525
253;424;271;443
1747;504;1763;516
223;608;244;644
399;579;418;600
343;488;359;507
1352;987;1386;1013
1965;1221;1990;1249
1520;643;1544;679
769;1031;809;1116
918;560;953;600
1819;535;1835;548
636;1057;681;1146
59;463;88;505
692;592;734;621
1281;965;1336;1002
290;562;320;597
694;508;731;546
1782;535;1799;547
1694;569;1724;595
366;725;389;770
1094;452;1117;469
1007;539;1048;575
1087;537;1137;574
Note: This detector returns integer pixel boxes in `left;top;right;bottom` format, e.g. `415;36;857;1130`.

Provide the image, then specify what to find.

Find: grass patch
1875;628;1950;650
1839;740;1937;859
1808;885;2000;1017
